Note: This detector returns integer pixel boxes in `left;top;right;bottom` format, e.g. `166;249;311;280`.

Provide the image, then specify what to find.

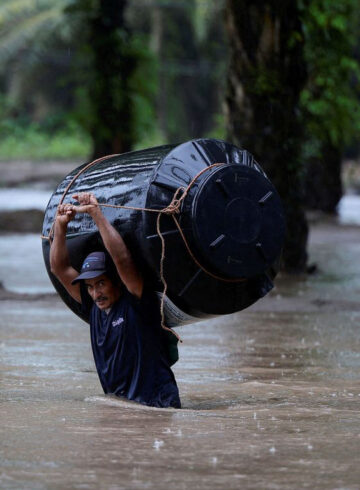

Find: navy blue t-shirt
82;287;181;408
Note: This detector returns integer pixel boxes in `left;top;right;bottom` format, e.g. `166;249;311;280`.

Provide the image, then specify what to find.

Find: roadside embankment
0;159;79;233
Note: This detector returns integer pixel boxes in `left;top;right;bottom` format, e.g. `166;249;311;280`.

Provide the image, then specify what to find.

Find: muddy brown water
1;221;360;489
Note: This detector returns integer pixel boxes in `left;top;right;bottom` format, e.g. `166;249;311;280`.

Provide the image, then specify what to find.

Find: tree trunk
224;0;308;272
88;0;136;158
305;143;343;213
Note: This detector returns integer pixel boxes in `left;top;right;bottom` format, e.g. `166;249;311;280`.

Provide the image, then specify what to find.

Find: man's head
72;251;121;310
83;273;121;310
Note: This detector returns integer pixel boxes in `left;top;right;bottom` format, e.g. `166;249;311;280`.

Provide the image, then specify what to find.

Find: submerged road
1;221;360;489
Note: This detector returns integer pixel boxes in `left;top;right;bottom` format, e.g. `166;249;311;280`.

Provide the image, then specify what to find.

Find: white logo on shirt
112;317;124;327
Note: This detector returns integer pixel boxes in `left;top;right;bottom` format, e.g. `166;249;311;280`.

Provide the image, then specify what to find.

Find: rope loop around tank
41;155;247;336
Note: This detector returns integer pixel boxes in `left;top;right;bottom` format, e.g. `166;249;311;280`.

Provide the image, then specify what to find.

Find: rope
42;158;246;338
48;153;121;240
156;212;181;341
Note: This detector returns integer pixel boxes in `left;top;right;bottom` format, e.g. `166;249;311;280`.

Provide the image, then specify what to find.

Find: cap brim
71;270;106;285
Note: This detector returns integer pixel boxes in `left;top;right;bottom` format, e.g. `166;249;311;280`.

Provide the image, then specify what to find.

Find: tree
300;0;360;213
0;0;157;159
66;0;139;158
0;0;74;122
129;0;227;143
224;1;308;272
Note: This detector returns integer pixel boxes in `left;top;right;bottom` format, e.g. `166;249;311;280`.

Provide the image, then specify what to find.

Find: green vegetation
0;0;83;159
0;0;227;160
300;0;360;154
0;120;91;160
299;0;360;212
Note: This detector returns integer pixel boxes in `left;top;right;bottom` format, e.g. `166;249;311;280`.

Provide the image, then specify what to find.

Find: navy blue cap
72;251;107;284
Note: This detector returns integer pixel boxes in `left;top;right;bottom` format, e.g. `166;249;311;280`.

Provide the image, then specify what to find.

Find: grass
0;122;168;160
0;117;228;160
0;122;92;160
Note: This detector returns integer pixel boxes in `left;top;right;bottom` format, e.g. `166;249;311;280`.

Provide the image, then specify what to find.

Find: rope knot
162;187;186;215
163;200;181;215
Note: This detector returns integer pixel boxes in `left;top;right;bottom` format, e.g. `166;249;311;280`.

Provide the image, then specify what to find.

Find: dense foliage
0;0;227;158
300;0;360;152
0;1;359;160
299;0;360;212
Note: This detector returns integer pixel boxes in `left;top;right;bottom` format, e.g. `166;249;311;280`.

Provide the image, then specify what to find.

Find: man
50;191;181;408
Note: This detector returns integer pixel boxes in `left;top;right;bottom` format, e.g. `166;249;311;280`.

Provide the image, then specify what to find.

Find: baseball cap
71;251;108;285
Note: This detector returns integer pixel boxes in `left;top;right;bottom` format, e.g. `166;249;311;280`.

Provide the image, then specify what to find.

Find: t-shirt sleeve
125;285;161;323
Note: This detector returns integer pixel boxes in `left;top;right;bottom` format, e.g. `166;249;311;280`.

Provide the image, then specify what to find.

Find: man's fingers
72;193;82;202
57;203;76;219
72;192;96;205
57;204;67;215
73;192;87;200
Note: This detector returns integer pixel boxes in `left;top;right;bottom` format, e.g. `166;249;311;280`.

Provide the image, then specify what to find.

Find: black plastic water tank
42;138;285;326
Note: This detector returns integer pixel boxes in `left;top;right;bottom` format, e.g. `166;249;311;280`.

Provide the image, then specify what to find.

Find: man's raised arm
72;192;144;299
50;204;81;303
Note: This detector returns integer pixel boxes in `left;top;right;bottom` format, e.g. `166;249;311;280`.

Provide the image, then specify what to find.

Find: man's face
84;274;120;310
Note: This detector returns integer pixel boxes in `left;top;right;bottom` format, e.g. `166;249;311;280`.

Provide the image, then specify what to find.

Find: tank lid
191;164;285;279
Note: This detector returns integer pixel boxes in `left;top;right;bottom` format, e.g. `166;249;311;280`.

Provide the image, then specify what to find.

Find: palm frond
0;0;59;30
0;5;65;62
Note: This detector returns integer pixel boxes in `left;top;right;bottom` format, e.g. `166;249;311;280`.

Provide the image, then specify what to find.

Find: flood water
1;221;360;488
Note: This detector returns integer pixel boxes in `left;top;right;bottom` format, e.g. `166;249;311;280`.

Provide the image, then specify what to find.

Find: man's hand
51;202;82;303
56;203;76;226
72;192;99;216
